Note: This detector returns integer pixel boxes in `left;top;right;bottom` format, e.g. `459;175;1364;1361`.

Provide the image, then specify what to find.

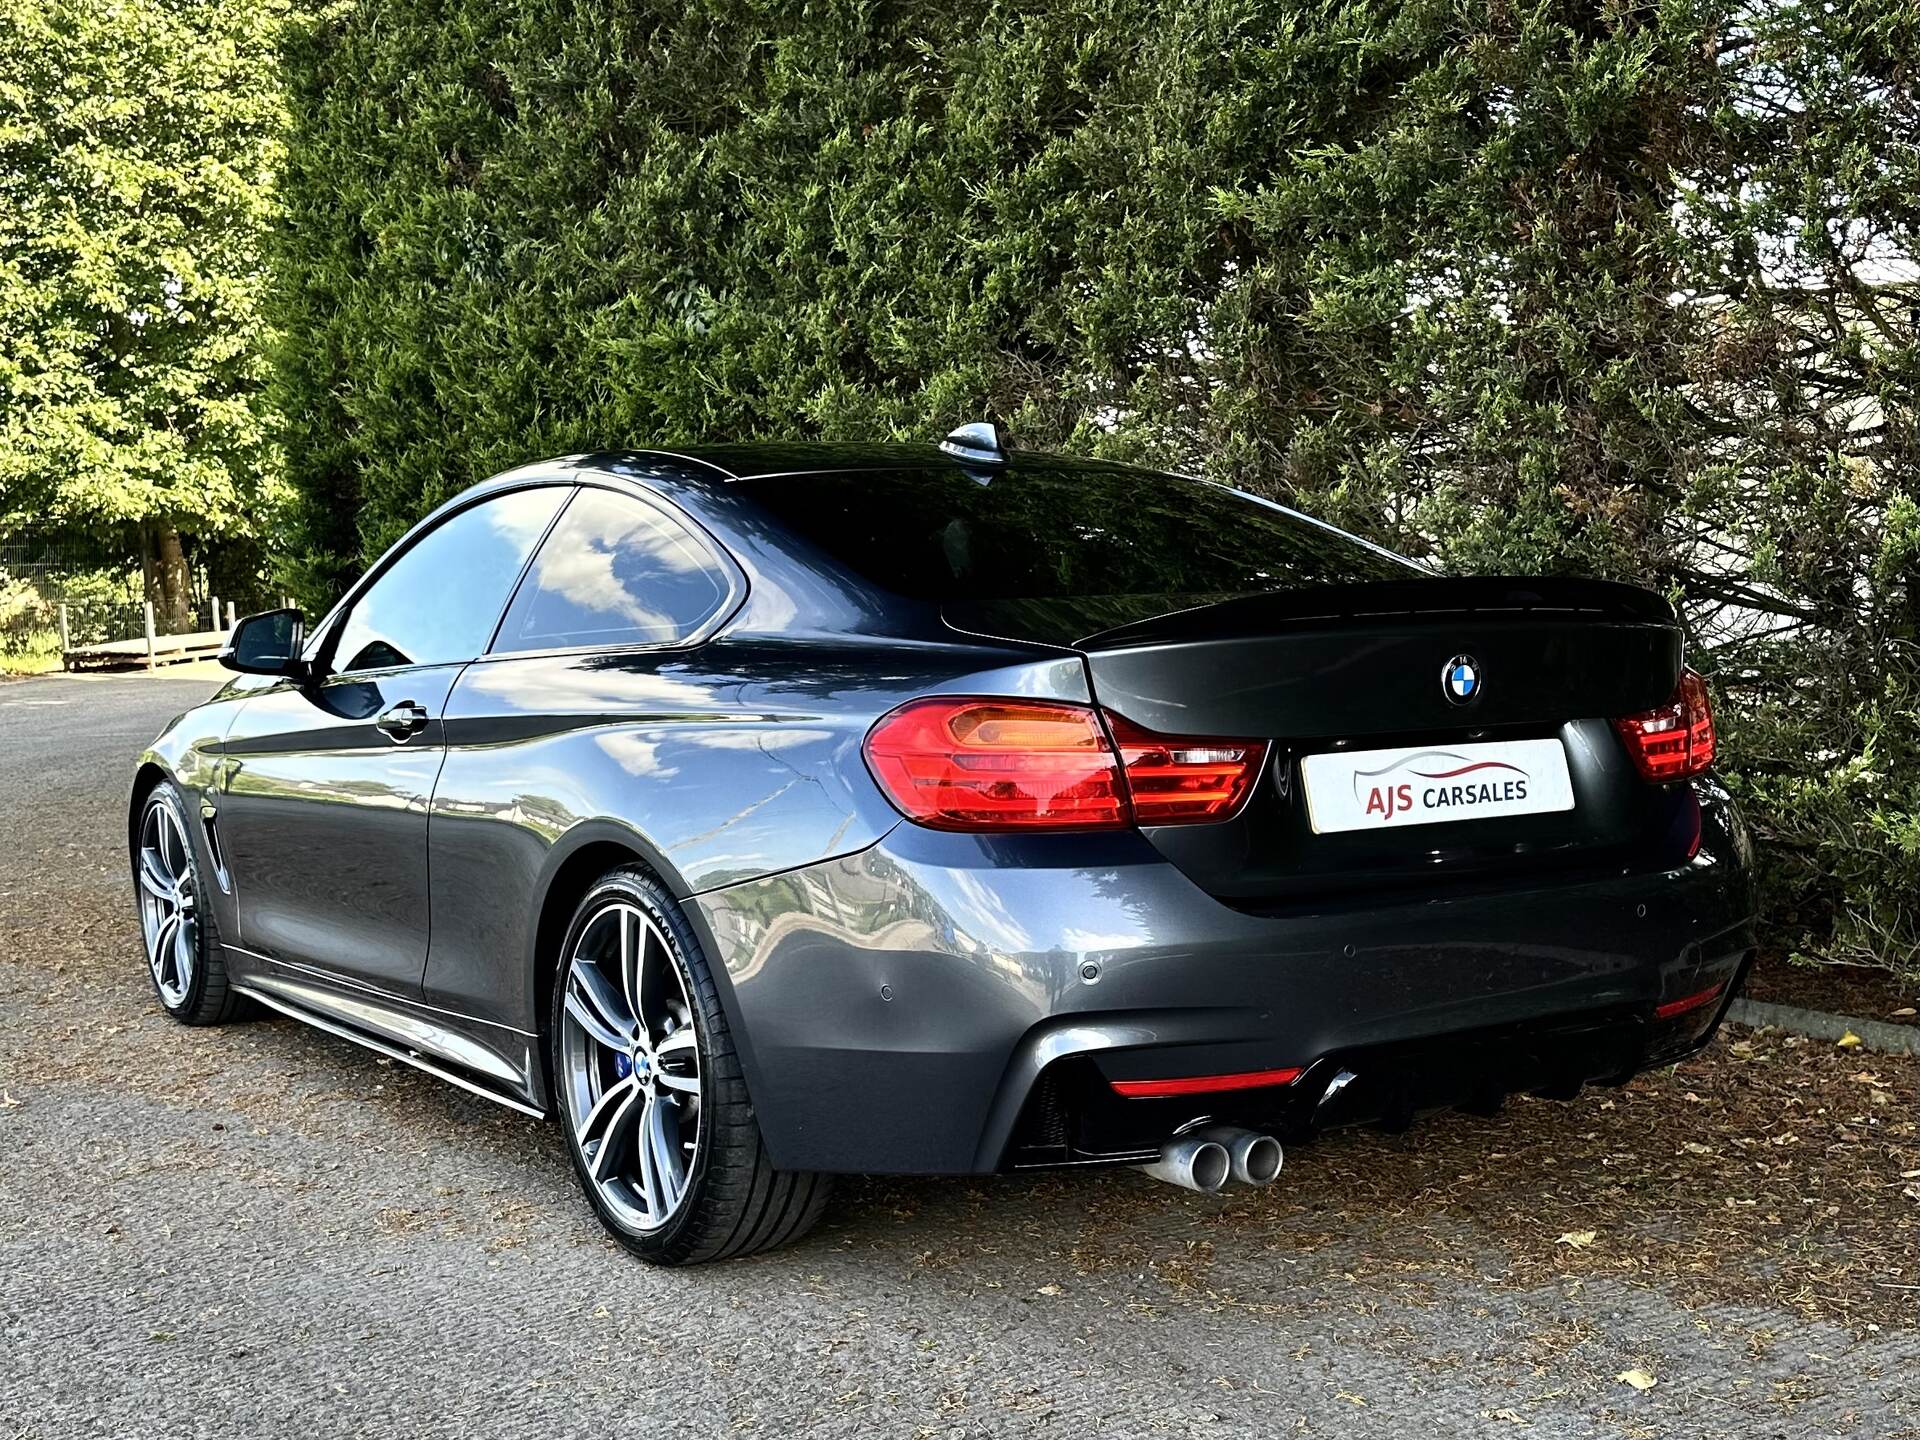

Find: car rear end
693;455;1757;1179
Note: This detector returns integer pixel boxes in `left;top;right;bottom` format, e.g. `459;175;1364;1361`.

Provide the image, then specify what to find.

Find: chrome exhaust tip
1135;1137;1231;1194
1192;1126;1284;1187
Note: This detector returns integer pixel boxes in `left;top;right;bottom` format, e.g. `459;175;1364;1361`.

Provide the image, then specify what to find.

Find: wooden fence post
57;603;70;670
143;601;157;670
210;594;221;634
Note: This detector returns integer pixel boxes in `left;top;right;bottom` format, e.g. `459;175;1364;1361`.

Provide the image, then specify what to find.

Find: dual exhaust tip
1136;1126;1284;1194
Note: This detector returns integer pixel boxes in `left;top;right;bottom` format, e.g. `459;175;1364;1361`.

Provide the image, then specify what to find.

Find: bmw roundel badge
1442;654;1481;705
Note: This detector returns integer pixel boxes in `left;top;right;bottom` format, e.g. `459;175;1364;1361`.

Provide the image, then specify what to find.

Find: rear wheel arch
528;824;693;1107
526;821;769;1138
547;861;832;1262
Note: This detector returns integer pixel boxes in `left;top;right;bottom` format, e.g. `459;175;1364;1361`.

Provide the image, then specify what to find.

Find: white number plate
1300;739;1575;833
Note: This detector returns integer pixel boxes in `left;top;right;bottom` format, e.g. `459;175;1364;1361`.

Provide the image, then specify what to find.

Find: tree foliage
1677;1;1919;969
0;0;288;625
272;0;1917;975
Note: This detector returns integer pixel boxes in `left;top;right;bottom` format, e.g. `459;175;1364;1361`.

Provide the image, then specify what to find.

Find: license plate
1299;738;1575;833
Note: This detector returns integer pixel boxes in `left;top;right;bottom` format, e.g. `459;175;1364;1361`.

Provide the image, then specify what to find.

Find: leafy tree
0;0;287;629
1674;0;1919;969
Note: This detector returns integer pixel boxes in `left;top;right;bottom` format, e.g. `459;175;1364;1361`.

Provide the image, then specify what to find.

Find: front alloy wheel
550;867;831;1264
137;796;199;1007
133;781;236;1024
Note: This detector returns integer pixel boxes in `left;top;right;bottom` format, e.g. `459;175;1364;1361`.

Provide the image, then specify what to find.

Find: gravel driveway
2;670;1915;1439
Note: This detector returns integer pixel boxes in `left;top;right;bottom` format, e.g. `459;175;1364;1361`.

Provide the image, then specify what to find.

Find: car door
216;484;568;993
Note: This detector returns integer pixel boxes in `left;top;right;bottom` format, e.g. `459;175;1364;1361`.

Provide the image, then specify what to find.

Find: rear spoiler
945;577;1676;651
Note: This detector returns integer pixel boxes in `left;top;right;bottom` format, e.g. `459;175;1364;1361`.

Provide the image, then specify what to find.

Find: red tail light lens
863;699;1129;830
1612;668;1717;782
863;698;1267;832
1104;712;1267;824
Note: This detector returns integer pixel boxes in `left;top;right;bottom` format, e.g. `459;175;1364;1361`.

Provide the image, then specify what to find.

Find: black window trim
474;479;749;664
309;479;574;680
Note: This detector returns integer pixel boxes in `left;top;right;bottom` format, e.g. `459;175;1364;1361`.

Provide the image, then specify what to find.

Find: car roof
575;441;1148;483
637;441;952;479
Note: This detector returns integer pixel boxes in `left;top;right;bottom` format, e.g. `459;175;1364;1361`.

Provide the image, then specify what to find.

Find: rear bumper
691;782;1756;1174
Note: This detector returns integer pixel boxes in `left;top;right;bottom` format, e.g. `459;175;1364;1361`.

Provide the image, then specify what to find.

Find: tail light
862;699;1126;830
863;697;1266;832
1612;668;1717;782
1104;712;1267;824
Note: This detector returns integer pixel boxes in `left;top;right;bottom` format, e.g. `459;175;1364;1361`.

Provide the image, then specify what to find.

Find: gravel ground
2;670;1916;1439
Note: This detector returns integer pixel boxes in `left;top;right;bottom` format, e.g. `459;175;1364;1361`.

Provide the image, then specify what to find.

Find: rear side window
329;487;564;674
733;463;1415;600
491;488;735;653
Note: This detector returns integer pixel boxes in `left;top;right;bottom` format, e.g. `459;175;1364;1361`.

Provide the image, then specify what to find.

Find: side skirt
229;966;548;1120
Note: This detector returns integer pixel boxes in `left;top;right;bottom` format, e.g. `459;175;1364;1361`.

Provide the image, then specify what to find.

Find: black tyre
549;865;832;1264
133;780;239;1025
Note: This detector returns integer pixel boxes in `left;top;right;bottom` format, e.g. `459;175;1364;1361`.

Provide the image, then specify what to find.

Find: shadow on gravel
828;1036;1918;1331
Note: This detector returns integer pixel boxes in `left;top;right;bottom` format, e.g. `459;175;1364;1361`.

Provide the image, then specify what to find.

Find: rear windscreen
734;463;1416;600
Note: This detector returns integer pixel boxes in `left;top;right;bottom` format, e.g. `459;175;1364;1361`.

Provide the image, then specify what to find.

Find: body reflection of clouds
595;732;680;779
491;722;839;781
944;868;1036;954
506;492;728;646
684;727;834;750
1059;928;1143;954
528;543;677;636
460;662;721;714
487;493;561;549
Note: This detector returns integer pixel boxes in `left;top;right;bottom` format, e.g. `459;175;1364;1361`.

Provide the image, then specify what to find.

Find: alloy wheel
559;902;703;1232
137;799;198;1008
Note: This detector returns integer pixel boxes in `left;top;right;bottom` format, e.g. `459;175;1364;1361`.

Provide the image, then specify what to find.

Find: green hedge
277;0;1920;977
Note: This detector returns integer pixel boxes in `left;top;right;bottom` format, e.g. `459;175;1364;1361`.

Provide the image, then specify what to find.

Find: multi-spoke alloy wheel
559;901;703;1231
132;782;235;1025
551;867;832;1264
138;796;199;1007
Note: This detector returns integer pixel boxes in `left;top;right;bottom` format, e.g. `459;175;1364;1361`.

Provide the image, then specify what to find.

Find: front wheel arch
132;776;240;1025
128;760;171;859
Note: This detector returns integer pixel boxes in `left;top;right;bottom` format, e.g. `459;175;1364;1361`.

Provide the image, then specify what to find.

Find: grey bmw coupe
130;424;1756;1263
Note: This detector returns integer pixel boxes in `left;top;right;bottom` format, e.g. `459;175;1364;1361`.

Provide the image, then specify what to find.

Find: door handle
375;701;430;742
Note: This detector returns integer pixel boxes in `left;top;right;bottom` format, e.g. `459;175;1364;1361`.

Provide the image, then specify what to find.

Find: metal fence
0;542;283;668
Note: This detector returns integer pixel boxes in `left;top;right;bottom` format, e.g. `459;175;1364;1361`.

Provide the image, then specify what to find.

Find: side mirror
220;608;307;678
